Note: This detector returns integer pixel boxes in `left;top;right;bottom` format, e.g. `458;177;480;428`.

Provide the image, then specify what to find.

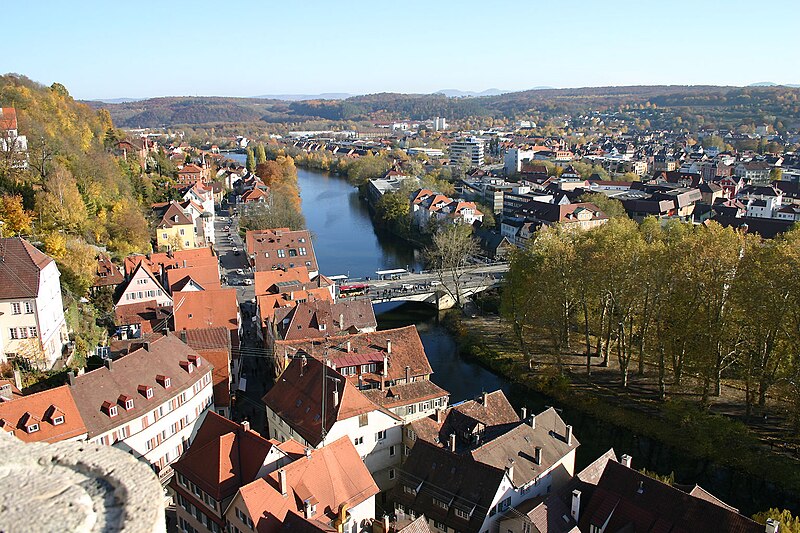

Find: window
404;445;410;456
179;228;185;235
277;249;286;258
27;423;39;433
358;413;368;427
162;233;168;239
52;416;64;425
455;508;471;520
375;430;386;441
523;523;531;533
299;247;307;256
498;497;511;512
354;436;363;445
389;468;395;480
29;326;37;338
8;328;17;340
407;404;416;415
406;429;416;441
108;405;118;417
11;303;21;314
125;399;134;410
18;328;28;339
24;302;33;314
389;445;396;456
434;498;449;510
403;485;416;496
433;520;447;531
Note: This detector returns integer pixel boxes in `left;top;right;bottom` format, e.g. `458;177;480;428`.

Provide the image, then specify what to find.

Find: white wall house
116;262;173;308
0;237;69;369
69;334;214;484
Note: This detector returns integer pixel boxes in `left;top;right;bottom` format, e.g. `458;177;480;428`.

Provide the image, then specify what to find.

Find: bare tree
425;224;478;308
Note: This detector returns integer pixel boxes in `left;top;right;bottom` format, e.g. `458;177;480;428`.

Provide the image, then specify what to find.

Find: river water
294;167;510;403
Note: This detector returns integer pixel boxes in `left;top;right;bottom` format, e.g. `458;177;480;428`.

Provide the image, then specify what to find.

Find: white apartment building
69;333;214;483
263;357;403;491
115;262;173;308
450;137;486;167
183;183;216;245
504;148;535;175
0;237;69;369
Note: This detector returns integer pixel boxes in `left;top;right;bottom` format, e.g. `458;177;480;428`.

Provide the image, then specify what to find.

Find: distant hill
252;93;353;101
94;85;800;129
91;97;147;104
435;88;510;97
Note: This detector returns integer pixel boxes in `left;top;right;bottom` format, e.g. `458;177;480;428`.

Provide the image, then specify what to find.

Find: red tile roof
0;385;86;443
181;327;232;408
113;299;173;333
0;107;18;131
166;263;221;291
0;237;54;299
173;288;239;337
124;248;217;277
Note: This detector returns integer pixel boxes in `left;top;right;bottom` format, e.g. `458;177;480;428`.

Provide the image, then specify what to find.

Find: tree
577;192;628;219
0;195;33;235
425;224;478;309
770;167;782;181
245;147;255;173
752;509;800;533
255;144;267;165
239;190;306;231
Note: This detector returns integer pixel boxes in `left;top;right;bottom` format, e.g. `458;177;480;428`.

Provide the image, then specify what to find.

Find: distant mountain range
92;97;147;104
749;82;800;88
252;93;353;101
434;87;554;97
90;85;800;129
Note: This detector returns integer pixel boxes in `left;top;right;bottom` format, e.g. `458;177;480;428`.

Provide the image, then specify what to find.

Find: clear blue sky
5;0;799;100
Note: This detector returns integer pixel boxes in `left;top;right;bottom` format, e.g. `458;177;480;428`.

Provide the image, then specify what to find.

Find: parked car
234;249;241;256
236;269;244;275
243;279;253;286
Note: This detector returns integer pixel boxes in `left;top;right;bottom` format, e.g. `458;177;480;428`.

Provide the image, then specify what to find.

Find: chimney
505;460;514;481
183;259;187;268
346;341;351;353
565;424;573;446
339;313;344;328
67;371;76;387
436;408;446;424
449;433;456;453
482;391;488;405
405;366;411;384
278;469;287;496
529;414;536;429
383;354;388;377
104;358;114;371
289;291;294;300
765;518;780;533
620;454;632;468
382;515;390;533
242;420;250;432
534;446;542;465
14;369;23;390
520;406;527;420
304;500;313;518
570;490;581;522
386;339;392;354
332;388;339;408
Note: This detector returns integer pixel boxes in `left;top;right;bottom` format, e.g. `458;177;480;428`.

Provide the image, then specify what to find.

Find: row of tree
501;218;800;428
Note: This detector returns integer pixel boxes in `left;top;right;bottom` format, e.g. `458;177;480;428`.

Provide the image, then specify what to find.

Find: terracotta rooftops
237;436;379;533
172;411;302;501
155;201;193;228
124;248;216;277
263;357;394;447
0;107;18;131
0;385;86;443
180;327;233;408
68;333;211;438
275;299;376;341
0;237;54;299
275;325;432;389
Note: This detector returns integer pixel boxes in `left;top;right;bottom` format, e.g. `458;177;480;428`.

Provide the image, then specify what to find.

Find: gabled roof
172;411;293;501
179;163;204;174
113;299;173;333
275;325;430;387
93;253;124;288
181;327;233;408
166;263;221;291
393;440;506;533
124;248;216;277
155;201;193;228
236;437;379;533
0;385;86;443
470;409;579;487
580;460;761;532
173;288;239;334
69;334;209;437
277;299;377;341
263;357;391;447
115;262;171;308
0;107;18;131
0;237;55;299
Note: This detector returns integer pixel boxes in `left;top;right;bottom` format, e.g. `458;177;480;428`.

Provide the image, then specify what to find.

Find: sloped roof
238;437;379;533
69;334;209;437
113;299;173;333
124;248;216;277
263;357;390;447
173;288;239;334
278;299;377;341
362;379;448;410
580;460;761;533
172;411;283;501
0;237;54;299
156;201;193;228
470;408;579;487
0;385;86;443
166;263;221;291
0;107;18;130
181;327;232;408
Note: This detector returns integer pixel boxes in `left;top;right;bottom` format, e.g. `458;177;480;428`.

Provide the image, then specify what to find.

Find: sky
5;0;799;100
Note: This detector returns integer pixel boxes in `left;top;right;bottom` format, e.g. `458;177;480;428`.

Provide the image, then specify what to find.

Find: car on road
430;280;442;286
234;249;241;256
236;269;244;275
243;279;253;286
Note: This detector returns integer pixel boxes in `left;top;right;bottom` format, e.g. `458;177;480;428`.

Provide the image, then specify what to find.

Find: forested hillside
96;85;800;130
0;74;152;358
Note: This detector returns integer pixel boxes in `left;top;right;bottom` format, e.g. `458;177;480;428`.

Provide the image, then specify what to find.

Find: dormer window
52;416;64;426
138;384;154;399
188;354;201;367
180;360;195;374
117;394;135;410
157;375;171;388
102;401;118;418
46;405;65;425
27;423;39;434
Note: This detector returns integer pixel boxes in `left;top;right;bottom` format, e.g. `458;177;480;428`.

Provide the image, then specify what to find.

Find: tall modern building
433;117;448;131
450;137;486;167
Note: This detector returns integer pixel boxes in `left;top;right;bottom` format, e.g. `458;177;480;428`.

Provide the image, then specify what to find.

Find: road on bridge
347;263;509;302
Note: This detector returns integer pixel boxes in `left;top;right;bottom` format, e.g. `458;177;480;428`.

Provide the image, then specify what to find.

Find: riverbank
441;309;800;516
